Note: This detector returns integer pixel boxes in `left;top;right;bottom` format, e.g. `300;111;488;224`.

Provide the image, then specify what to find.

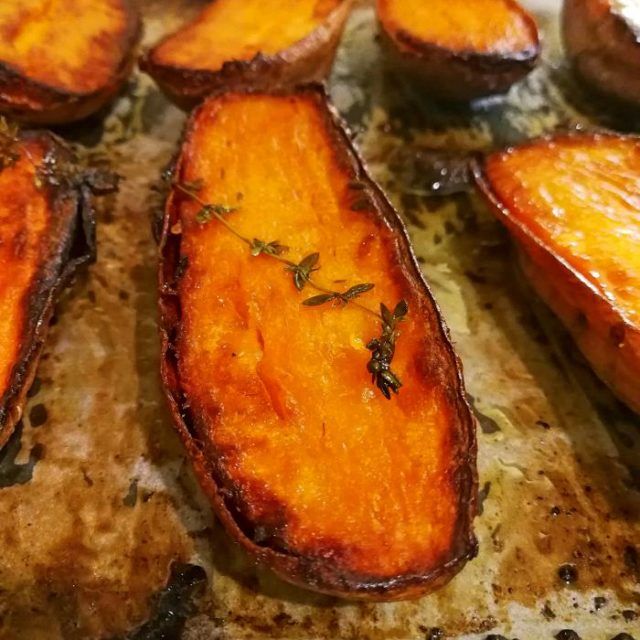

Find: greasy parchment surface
0;1;638;638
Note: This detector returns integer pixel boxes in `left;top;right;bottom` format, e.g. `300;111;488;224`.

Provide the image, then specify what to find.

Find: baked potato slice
140;0;353;108
0;126;101;449
563;0;640;107
474;132;640;415
159;86;478;599
0;0;141;124
377;0;540;101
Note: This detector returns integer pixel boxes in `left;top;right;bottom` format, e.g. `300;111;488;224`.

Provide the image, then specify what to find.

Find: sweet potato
563;0;640;107
0;0;141;124
474;132;640;415
377;0;540;101
139;0;353;108
0;127;100;449
159;86;478;600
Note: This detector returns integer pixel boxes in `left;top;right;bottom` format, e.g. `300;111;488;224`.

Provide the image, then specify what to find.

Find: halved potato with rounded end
474;132;640;415
140;0;353;108
0;128;103;449
0;0;141;124
377;0;540;101
563;0;640;107
159;86;478;599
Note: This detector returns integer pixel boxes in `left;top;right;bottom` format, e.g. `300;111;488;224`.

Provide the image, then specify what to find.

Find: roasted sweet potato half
0;0;141;124
159;86;478;600
377;0;540;101
140;0;353;108
0;128;100;449
563;0;640;107
474;132;640;415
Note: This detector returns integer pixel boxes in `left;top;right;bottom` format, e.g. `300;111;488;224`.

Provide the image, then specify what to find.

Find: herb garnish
174;180;408;399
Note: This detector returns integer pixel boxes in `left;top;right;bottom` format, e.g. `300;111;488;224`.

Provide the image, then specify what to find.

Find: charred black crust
0;0;141;124
0;131;99;448
158;83;478;600
139;1;352;109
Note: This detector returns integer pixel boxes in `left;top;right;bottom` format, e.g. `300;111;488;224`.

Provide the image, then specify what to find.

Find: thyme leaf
287;253;320;291
250;239;289;257
303;293;338;306
302;283;374;307
367;300;408;399
196;203;237;224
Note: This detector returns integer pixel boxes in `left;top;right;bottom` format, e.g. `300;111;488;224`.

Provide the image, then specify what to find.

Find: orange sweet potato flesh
0;0;140;124
140;0;353;108
377;0;539;101
159;86;478;599
0;130;97;448
475;133;640;415
563;0;640;107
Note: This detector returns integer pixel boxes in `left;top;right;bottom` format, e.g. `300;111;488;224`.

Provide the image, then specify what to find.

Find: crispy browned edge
473;131;640;415
157;83;478;600
0;131;97;449
563;0;640;108
377;0;540;102
0;0;141;125
139;1;353;110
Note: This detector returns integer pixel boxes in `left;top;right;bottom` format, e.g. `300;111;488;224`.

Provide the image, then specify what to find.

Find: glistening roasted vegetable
377;0;539;101
140;0;353;108
474;132;640;415
563;0;640;108
159;86;478;600
0;123;109;449
0;0;141;124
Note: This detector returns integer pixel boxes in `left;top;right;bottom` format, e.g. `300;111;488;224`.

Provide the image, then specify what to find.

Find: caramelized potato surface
476;133;640;414
377;0;539;100
140;0;352;107
159;87;477;599
0;0;140;123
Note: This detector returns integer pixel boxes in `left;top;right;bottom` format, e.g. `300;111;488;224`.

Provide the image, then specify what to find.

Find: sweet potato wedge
377;0;540;101
563;0;640;107
139;0;353;108
159;86;478;600
474;132;640;415
0;126;101;449
0;0;141;124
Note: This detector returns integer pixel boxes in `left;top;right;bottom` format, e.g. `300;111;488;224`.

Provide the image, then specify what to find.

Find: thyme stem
175;181;382;321
173;179;407;398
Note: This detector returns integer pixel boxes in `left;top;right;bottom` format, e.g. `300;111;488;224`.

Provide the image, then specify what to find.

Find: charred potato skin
0;1;141;125
139;1;353;109
563;0;640;108
473;133;640;415
158;84;478;600
0;132;97;448
377;0;540;102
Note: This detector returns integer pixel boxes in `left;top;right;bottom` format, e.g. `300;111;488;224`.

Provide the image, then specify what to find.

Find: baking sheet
0;1;638;638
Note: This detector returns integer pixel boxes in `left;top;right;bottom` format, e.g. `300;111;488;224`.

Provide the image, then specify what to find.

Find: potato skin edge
562;0;640;108
0;0;141;125
473;132;640;415
377;0;540;101
0;132;97;448
158;84;478;600
139;1;353;109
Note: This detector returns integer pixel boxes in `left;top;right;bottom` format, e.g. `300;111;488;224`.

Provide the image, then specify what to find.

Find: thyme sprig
174;180;408;399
